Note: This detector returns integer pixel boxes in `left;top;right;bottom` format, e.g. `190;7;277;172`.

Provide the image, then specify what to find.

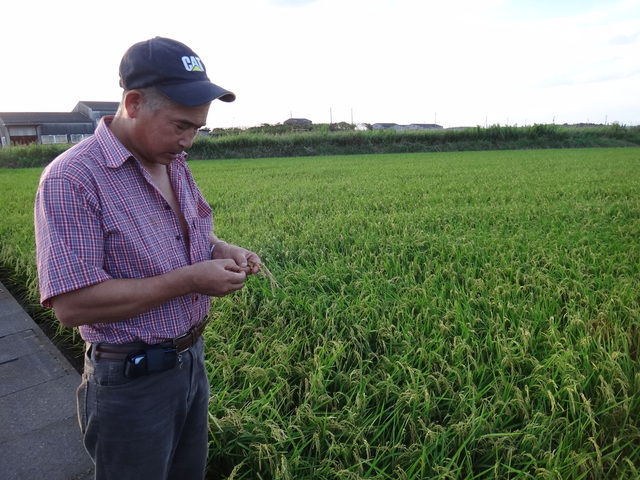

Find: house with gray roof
284;118;312;126
0;101;118;147
372;123;442;131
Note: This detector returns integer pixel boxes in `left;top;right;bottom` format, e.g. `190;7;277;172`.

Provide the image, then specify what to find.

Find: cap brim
157;81;236;107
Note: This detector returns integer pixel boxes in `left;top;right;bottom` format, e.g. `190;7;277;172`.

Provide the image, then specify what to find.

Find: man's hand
211;242;262;276
188;259;247;297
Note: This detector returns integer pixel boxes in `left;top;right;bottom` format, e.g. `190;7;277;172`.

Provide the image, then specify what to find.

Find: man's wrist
210;241;227;259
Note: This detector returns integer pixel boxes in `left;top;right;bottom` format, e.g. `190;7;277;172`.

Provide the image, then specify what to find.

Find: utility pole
330;107;333;124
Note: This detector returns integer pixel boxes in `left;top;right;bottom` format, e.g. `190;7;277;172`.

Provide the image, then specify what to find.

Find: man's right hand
188;259;247;297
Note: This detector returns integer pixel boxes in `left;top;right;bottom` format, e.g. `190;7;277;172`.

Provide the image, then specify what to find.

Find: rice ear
248;260;279;292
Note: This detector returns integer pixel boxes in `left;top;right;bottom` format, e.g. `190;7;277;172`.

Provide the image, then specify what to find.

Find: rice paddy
1;148;638;479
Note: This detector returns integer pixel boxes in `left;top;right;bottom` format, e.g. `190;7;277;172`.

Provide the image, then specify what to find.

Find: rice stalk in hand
248;260;279;292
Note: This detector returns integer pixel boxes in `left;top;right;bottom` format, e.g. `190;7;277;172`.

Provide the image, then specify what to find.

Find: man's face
132;100;210;168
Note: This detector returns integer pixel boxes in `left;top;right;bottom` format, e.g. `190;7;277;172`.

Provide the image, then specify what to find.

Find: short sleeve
35;176;112;307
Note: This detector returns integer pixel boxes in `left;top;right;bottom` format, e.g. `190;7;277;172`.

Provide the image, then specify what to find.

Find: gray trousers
77;338;210;480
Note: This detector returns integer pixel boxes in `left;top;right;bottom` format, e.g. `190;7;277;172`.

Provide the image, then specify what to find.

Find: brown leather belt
94;315;212;361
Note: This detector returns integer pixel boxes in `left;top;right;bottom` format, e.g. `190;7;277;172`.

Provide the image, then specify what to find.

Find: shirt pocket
186;200;213;264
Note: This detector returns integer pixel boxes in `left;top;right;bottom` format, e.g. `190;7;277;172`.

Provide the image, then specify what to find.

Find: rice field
1;148;639;479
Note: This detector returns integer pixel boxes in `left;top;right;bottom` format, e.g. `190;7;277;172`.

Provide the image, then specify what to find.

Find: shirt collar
95;116;135;168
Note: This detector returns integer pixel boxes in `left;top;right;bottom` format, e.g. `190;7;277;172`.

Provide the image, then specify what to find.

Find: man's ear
123;90;144;118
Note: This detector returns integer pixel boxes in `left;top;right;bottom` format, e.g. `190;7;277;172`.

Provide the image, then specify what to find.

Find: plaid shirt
34;116;213;344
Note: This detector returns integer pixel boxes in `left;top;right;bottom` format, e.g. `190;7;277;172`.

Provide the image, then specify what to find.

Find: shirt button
176;235;181;240
165;205;171;210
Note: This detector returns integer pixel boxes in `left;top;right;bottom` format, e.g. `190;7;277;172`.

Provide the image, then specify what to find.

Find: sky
1;0;639;129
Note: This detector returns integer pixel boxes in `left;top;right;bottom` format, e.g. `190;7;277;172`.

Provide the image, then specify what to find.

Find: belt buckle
172;327;194;353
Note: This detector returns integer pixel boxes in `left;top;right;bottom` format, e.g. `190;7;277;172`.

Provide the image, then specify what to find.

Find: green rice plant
1;148;639;479
194;148;639;479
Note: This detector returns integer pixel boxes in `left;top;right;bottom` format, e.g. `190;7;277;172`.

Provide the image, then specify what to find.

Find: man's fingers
224;262;244;273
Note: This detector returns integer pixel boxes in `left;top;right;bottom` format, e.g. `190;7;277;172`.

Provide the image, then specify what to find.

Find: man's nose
178;132;195;149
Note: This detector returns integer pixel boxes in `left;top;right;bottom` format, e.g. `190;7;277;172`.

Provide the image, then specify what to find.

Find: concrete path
0;281;94;480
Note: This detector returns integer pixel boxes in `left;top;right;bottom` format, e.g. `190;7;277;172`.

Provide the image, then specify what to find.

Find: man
34;37;260;479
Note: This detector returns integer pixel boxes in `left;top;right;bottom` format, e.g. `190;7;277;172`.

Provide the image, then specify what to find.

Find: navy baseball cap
119;37;236;106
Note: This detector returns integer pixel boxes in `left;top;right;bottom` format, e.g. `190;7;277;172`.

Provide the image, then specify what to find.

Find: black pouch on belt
124;345;177;378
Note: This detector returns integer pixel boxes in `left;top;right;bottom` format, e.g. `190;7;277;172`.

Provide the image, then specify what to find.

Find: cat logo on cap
181;56;205;72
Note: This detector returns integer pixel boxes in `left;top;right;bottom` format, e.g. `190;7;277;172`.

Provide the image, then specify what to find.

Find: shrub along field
0;148;639;479
1;124;640;168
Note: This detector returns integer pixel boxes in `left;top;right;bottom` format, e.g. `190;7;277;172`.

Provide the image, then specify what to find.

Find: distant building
0;101;118;148
72;101;119;128
372;123;398;130
372;123;443;131
284;118;312;126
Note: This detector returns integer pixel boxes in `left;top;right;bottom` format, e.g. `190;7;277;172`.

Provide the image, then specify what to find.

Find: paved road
0;281;94;480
